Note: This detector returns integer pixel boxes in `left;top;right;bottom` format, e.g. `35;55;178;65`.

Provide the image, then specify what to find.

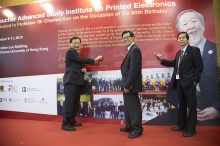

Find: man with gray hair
148;9;219;125
174;9;219;122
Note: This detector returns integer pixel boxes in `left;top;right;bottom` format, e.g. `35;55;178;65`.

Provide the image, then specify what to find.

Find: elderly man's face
178;12;204;46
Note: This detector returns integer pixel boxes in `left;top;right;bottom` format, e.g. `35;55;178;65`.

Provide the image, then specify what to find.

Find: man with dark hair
95;77;99;94
118;101;124;119
114;102;119;119
120;30;143;139
62;36;102;131
110;102;115;119
175;9;219;122
95;103;102;118
85;101;93;117
147;9;219;127
155;32;203;137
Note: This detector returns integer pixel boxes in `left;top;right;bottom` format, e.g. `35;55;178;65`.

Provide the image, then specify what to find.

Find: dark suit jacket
166;41;219;114
79;105;85;116
84;105;93;117
121;44;142;93
63;48;95;85
199;40;219;111
161;45;203;89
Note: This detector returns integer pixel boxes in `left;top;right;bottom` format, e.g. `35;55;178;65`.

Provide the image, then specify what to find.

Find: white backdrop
0;74;57;115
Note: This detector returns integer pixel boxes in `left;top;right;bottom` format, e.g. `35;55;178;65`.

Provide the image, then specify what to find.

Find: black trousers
62;83;82;127
176;80;197;132
114;111;119;119
123;93;143;133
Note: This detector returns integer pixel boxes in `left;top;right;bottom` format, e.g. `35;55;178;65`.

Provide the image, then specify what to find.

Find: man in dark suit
61;36;102;131
95;77;99;94
78;101;85;117
95;103;101;118
84;78;92;95
146;9;219;126
85;101;93;117
118;101;124;119
114;102;119;119
99;78;103;93
120;30;143;139
110;102;115;119
175;9;219;122
102;78;106;92
156;32;203;137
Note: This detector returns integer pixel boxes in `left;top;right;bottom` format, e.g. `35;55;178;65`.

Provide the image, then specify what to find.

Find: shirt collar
182;45;188;53
127;43;134;52
197;38;206;56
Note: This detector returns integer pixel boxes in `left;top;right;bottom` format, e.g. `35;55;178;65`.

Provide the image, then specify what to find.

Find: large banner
0;0;219;125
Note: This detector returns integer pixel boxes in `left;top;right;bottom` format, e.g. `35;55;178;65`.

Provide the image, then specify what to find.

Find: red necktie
180;49;183;60
177;49;184;74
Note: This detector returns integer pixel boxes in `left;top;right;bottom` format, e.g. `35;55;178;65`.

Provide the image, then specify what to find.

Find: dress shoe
183;131;196;137
128;131;142;139
61;126;75;131
120;127;133;132
171;127;184;131
71;122;82;126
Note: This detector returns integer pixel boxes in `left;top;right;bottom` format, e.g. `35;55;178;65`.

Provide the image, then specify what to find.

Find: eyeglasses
122;36;131;40
71;42;81;45
178;36;186;40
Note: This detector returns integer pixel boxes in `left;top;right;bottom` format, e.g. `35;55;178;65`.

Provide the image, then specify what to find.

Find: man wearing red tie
155;32;203;137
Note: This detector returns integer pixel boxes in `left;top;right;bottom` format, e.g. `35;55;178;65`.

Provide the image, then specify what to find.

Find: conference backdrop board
0;0;219;125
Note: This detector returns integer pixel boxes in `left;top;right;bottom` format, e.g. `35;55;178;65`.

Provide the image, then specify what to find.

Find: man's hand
155;54;163;60
82;68;87;73
124;88;129;93
197;107;218;121
94;55;103;62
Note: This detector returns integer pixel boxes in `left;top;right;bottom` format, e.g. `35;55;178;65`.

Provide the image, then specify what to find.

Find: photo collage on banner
0;0;219;125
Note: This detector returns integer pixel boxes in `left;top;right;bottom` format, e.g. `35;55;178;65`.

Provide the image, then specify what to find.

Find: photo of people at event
78;100;94;117
57;75;64;115
93;95;124;119
142;72;172;92
57;68;174;122
56;73;94;116
91;68;173;94
140;95;172;121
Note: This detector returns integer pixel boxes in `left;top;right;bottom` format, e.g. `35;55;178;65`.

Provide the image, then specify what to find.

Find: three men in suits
120;30;143;138
156;32;203;137
61;36;102;131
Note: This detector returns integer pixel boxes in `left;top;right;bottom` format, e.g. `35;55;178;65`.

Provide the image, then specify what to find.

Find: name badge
176;74;180;79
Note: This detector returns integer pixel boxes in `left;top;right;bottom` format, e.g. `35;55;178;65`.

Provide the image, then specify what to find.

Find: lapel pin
208;50;213;54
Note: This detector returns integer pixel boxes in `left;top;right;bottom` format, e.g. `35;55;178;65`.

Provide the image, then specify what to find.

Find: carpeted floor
0;118;219;146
